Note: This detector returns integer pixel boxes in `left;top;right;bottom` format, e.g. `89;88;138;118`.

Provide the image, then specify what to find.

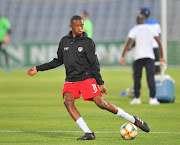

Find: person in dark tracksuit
27;15;150;140
121;15;166;105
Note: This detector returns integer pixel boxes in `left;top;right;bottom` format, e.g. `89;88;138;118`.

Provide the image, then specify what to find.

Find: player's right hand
100;85;107;95
120;57;126;66
160;57;166;64
26;66;37;76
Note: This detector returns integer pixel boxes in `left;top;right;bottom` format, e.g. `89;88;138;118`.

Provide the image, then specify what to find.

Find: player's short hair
70;15;83;24
136;14;145;22
82;11;88;16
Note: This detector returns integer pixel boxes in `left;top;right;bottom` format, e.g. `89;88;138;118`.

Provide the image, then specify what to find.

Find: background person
0;11;11;73
120;15;166;105
122;7;162;98
27;15;150;140
139;7;162;75
80;11;93;38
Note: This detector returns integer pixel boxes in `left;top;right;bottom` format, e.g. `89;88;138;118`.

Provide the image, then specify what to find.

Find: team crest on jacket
78;47;83;52
64;47;69;50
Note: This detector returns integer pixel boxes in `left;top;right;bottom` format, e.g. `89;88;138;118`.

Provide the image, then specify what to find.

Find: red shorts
62;78;102;101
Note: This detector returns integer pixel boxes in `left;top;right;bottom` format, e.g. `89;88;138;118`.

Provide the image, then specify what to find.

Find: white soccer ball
120;123;138;140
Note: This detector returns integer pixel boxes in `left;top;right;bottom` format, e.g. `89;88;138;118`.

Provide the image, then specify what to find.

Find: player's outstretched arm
26;66;38;76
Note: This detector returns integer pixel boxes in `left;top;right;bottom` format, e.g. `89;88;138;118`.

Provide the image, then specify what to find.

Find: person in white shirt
139;7;161;75
120;14;166;105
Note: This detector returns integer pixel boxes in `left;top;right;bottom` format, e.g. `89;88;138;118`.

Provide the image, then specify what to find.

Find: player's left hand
100;85;107;95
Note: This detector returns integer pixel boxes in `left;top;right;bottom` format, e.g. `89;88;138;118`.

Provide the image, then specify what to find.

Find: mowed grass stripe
1;130;180;134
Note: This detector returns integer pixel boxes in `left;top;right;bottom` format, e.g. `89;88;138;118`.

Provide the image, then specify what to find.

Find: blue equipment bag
154;63;175;102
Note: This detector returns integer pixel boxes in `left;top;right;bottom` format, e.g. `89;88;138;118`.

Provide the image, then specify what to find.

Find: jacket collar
67;31;87;40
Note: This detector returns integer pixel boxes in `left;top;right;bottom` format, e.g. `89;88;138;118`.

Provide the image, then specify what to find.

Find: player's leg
129;62;135;97
92;95;150;132
63;81;96;140
132;61;135;80
131;59;143;104
0;43;11;73
145;59;156;98
153;48;161;75
145;59;160;105
78;78;150;133
63;92;81;121
63;92;96;140
134;59;143;98
93;95;135;122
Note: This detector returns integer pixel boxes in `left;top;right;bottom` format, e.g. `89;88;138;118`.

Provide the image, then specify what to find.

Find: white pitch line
0;130;180;134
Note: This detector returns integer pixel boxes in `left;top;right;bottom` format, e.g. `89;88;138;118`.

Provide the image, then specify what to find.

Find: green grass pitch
0;68;180;145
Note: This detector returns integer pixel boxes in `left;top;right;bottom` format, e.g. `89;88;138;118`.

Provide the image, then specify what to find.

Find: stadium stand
0;0;179;42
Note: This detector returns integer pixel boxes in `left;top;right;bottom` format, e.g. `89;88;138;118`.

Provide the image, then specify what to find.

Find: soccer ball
120;123;138;140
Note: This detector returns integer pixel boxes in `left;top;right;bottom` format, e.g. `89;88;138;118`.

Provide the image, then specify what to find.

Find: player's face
69;20;84;37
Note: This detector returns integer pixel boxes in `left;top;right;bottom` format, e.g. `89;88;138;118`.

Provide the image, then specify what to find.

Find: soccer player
139;7;162;75
80;11;93;38
0;11;11;72
120;15;166;105
27;15;150;140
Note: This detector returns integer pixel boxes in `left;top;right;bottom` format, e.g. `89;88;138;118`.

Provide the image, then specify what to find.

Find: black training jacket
36;31;104;85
